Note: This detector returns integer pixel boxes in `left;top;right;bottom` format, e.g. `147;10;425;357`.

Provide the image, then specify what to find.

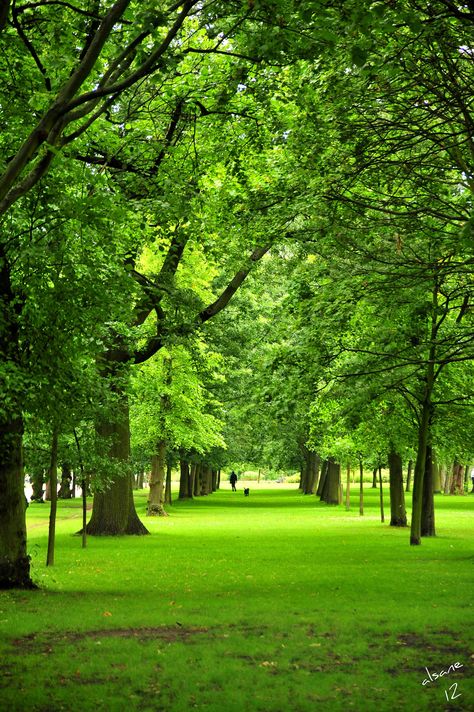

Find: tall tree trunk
58;462;72;499
371;467;378;488
30;468;45;502
164;463;172;505
193;464;201;496
200;466;212;495
86;394;148;535
443;463;452;494
359;457;364;516
378;463;385;523
73;428;88;549
317;460;328;497
345;463;351;510
46;427;59;566
410;281;438;546
388;450;407;527
179;457;192;499
410;398;433;545
320;458;340;505
211;469;218;492
217;469;221;489
148;440;168;516
432;452;441;494
0;413;34;588
0;250;34;589
405;459;413;493
421;445;435;537
302;448;320;494
450;461;464;495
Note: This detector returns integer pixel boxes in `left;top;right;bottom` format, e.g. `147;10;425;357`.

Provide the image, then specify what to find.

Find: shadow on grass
158;489;312;509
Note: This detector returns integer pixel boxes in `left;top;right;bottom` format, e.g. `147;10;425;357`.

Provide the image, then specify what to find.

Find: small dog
244;487;250;496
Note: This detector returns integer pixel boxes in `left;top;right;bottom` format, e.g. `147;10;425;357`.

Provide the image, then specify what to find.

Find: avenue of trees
0;1;473;588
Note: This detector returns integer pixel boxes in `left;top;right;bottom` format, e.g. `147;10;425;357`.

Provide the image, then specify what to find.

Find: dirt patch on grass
10;624;209;654
396;631;471;658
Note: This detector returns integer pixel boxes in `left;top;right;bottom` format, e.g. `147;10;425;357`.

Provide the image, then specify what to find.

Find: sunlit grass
0;485;473;711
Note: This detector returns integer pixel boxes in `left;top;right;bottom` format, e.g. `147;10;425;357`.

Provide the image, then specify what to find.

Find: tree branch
199;245;271;324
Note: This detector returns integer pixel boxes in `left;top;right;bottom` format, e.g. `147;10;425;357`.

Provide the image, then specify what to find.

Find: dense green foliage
1;1;474;592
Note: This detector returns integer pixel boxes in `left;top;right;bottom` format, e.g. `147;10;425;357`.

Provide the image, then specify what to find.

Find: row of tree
1;1;473;588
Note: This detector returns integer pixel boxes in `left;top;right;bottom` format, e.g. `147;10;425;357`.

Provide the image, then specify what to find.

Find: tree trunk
378;463;385;523
320;458;340;505
0;413;34;588
179;457;193;499
200;466;212;495
443;463;452;494
450;461;464;495
317;460;328;497
58;462;72;499
439;464;447;492
405;459;413;493
432;452;441;494
410;397;433;545
371;467;377;488
217;469;221;489
30;468;45;502
388;450;407;527
301;448;320;494
193;463;201;496
345;463;351;510
147;440;168;516
0;250;34;589
45;477;52;501
46;428;59;566
164;463;172;505
421;445;435;537
211;469;218;492
299;461;306;493
86;395;148;535
359;457;364;516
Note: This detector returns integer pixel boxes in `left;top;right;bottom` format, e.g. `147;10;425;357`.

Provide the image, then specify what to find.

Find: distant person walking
230;470;238;491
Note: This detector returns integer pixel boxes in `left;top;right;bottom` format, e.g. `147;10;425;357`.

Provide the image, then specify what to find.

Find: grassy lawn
1;485;473;711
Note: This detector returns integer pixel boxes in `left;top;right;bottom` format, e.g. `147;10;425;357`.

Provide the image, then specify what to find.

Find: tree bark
193;463;199;496
164;463;172;505
432;452;441;493
0;413;34;588
317;460;328;497
30;468;45;502
378;463;385;523
147;440;168;516
58;462;72;498
308;451;320;494
443;463;452;494
0;250;34;589
46;428;59;566
179;457;193;499
345;463;351;510
86;394;148;535
421;445;435;537
405;459;413;493
450;461;464;495
410;397;433;545
371;467;378;488
320;458;340;504
388;450;407;527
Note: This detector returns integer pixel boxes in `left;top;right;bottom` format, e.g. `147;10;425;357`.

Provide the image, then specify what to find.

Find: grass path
0;486;473;711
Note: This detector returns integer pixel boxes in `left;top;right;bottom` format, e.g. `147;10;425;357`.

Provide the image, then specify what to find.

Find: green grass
1;486;473;711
